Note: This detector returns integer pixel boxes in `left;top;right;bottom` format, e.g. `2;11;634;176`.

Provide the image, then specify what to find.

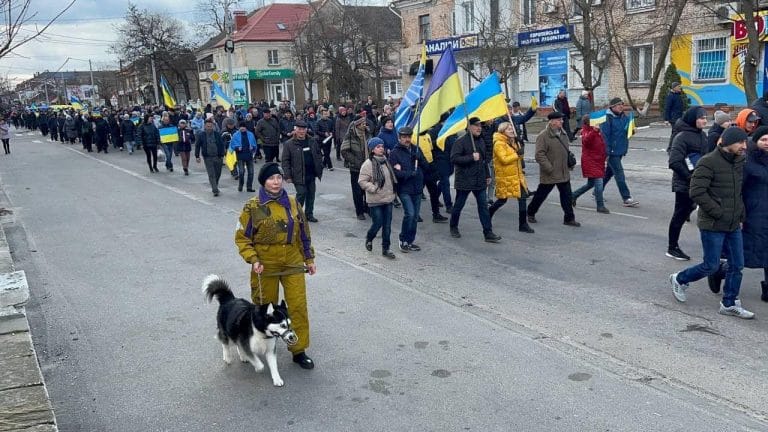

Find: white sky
1;0;388;85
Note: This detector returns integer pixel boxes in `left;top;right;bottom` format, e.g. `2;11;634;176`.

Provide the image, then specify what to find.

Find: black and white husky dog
202;274;298;387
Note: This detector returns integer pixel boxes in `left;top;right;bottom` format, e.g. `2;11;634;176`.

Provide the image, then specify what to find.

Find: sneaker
666;247;690;261
417;215;423;223
570;196;577;207
399;242;410;253
484;232;501;243
382;250;396;259
307;216;319;223
445;204;453;213
718;302;755;319
527;215;537;224
432;214;448;223
622;198;640;207
357;214;366;221
563;220;581;227
596;207;610;214
365;240;373;251
670;272;688;302
450;227;461;238
329;167;334;171
408;243;421;251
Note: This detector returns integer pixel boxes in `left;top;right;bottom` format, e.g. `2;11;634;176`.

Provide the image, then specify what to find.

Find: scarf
370;155;396;190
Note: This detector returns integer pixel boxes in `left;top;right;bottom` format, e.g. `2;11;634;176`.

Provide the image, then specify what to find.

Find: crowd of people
5;88;768;323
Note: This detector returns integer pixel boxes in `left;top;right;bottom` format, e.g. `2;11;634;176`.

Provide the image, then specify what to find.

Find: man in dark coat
448;117;501;243
255;110;281;162
195;119;226;196
667;106;708;261
334;106;352;162
389;126;429;251
664;82;685;126
282;120;324;222
669;127;755;319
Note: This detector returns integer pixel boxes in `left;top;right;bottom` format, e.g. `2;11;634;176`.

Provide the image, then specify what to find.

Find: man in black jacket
448;117;501;243
195;119;226;196
255;110;281;162
282;120;324;222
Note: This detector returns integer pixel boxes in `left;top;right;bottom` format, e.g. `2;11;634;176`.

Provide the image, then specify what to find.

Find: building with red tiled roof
195;3;314;108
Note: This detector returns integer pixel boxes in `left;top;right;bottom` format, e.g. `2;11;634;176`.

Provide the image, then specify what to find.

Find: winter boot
518;210;534;233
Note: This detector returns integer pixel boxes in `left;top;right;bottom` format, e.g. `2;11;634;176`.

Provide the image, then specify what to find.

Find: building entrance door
269;82;284;105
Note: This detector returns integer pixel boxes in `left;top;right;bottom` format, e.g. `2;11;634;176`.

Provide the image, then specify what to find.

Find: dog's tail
202;274;235;304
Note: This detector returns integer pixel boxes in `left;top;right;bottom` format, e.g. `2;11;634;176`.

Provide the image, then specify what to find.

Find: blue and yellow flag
395;44;427;131
413;46;464;133
160;75;177;108
69;95;82;110
589;109;607;127
626;111;636;139
211;81;233;111
159;125;179;144
436;72;508;149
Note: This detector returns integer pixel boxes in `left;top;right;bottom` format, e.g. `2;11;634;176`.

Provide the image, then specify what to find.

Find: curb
0;210;58;431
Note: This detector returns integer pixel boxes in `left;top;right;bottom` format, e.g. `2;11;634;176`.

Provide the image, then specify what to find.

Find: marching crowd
5;86;768;323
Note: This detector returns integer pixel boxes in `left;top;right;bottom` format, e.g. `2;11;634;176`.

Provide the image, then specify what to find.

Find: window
463;1;475;32
626;0;655;9
573;1;583;18
419;14;431;42
268;49;279;65
628;45;652;83
382;80;403;98
522;0;535;25
377;45;388;61
490;0;499;30
693;36;727;81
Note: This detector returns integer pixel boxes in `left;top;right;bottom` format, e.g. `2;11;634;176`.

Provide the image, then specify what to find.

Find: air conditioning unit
543;2;557;13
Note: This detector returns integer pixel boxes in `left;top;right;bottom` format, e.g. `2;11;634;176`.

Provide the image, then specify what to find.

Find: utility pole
150;45;159;106
88;59;96;106
225;1;234;98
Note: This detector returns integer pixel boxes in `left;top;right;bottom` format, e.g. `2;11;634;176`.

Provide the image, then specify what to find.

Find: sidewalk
0;208;57;432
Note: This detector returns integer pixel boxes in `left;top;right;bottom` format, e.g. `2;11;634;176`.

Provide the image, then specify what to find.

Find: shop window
693;36;727;82
628;45;652;83
268;50;279;66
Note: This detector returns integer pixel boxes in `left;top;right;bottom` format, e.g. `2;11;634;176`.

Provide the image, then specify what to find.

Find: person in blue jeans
389;126;428;252
230;122;258;192
358;137;397;259
669;127;755;319
600;98;639;207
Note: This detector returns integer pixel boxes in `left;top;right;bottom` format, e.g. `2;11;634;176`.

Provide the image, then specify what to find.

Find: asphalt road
1;128;766;431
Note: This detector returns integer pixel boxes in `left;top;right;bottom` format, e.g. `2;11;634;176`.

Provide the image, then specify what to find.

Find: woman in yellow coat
488;122;534;233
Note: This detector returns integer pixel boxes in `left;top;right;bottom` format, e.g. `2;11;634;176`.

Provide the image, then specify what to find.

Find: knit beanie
720;127;748;147
750;126;768;143
714;110;731;126
682;106;706;127
367;136;385;150
258;162;284;186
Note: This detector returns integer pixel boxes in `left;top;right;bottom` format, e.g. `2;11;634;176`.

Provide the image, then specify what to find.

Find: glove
516;147;524;156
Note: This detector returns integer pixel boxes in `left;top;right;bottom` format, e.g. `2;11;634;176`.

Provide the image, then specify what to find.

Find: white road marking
32;140;42;144
547;201;649;219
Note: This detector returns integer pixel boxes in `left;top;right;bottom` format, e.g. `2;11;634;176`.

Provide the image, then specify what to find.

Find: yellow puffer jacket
493;132;527;199
234;190;315;267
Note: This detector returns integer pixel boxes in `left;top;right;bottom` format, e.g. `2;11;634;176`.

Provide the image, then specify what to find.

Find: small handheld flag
626;111;637;139
159;126;179;144
530;94;538;111
70;96;82;110
589;109;607;127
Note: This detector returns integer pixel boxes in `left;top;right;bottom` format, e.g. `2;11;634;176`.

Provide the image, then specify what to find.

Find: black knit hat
720;127;748;147
750;126;768;143
258;162;284;186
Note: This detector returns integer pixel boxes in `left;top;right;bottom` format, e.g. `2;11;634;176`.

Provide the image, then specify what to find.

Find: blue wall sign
426;34;479;56
518;26;573;47
538;49;569;107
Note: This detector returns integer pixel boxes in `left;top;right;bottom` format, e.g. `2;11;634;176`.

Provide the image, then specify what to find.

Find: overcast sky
0;0;350;85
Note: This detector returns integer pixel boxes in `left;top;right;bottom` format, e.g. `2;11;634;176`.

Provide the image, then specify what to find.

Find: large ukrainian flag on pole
211;81;233;111
412;46;464;133
69;96;82;110
394;45;427;130
436;72;508;149
159;75;177;108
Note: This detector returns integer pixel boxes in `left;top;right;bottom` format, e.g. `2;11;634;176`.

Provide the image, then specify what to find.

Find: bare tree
0;0;76;60
194;0;240;39
111;3;197;103
603;0;691;115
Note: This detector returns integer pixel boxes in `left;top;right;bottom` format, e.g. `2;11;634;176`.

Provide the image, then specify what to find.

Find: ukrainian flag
413;46;463;133
394;44;427;130
589;109;607;127
69;96;82;110
160;75;177;108
436;72;508;149
211;81;233;111
159;125;179;144
626;111;636;139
